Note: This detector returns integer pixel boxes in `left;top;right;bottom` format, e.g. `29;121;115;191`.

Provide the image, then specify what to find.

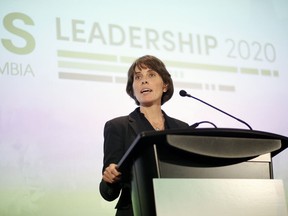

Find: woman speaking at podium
99;55;189;216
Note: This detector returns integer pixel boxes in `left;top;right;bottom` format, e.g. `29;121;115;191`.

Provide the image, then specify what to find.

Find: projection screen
1;0;288;215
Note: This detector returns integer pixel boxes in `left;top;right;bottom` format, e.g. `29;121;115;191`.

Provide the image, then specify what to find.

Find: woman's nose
141;80;148;84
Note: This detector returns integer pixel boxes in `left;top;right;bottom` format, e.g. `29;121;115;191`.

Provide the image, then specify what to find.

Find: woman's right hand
102;163;122;184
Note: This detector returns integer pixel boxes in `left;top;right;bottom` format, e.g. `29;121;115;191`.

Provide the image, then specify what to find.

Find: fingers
102;163;122;184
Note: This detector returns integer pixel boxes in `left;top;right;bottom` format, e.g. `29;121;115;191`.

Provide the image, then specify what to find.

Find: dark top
99;107;189;216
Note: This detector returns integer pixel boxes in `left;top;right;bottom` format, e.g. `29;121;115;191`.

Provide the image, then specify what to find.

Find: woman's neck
140;105;162;119
140;106;165;131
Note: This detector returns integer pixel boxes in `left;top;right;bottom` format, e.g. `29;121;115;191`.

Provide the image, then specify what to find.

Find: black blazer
99;108;189;214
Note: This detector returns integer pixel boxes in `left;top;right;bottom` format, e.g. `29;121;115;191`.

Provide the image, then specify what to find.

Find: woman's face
132;65;167;107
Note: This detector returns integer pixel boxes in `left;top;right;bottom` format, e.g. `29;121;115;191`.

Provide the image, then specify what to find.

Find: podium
117;128;288;216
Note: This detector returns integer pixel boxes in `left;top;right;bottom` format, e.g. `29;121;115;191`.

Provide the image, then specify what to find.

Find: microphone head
179;90;187;97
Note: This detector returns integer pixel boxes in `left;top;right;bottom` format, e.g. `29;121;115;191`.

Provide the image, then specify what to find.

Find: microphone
179;90;253;130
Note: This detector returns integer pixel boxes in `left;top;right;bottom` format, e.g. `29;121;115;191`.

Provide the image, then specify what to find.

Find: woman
99;55;189;216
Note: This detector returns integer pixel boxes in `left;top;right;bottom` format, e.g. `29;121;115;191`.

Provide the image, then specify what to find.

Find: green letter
2;12;35;55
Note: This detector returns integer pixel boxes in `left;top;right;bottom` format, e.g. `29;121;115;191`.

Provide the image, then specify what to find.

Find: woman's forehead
134;66;154;73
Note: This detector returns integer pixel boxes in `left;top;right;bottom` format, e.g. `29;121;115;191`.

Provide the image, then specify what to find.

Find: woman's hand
102;163;122;184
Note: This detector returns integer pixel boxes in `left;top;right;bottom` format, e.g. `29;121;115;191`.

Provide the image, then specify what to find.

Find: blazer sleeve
99;117;128;201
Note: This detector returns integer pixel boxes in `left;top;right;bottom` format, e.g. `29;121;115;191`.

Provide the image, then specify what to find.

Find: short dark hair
126;55;174;105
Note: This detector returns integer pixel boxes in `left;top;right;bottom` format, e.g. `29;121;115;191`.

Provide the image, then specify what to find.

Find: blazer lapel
163;111;178;129
128;108;143;135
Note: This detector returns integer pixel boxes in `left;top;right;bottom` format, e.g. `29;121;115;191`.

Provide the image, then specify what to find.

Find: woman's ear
163;84;168;92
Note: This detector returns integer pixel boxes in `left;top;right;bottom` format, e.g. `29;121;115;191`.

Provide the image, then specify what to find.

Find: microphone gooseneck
179;90;253;130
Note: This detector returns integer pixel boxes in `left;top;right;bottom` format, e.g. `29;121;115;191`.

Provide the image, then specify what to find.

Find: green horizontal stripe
58;61;127;73
58;72;112;82
218;85;235;92
240;68;258;75
57;50;117;62
174;81;203;89
165;60;238;73
261;69;271;76
119;56;136;63
115;76;127;84
273;70;279;77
